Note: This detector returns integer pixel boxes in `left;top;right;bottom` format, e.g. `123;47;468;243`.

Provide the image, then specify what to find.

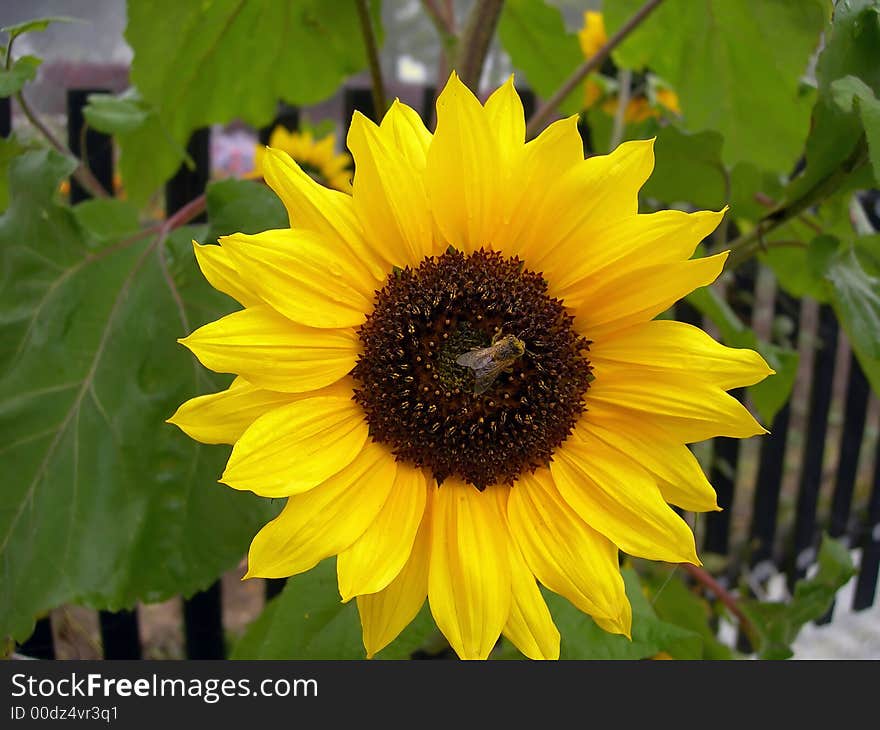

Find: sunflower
252;126;353;193
169;73;771;660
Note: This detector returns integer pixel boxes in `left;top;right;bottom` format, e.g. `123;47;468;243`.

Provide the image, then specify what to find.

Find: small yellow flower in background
169;73;771;660
578;10;607;59
579;11;608;110
578;10;681;121
252;126;353;193
655;87;681;115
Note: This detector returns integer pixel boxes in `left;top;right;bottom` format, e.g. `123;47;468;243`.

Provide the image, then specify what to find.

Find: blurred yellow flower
578;10;681;121
578;10;607;59
252;126;353;193
655;87;681;115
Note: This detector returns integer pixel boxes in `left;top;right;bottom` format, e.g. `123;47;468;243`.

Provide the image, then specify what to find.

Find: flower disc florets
352;249;593;490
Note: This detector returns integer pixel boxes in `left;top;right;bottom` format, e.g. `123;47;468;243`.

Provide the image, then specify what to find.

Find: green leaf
72;199;141;246
784;0;880;203
741;534;855;659
83;89;186;207
0;135;28;212
605;0;827;171
0;55;41;98
2;16;81;41
126;0;375;145
84;93;150;134
825;243;880;394
831;75;880;181
231;558;437;659
641;127;727;209
642;565;734;659
497;0;585;117
500;569;702;660
728;162;784;222
205;178;288;244
0;149;276;643
685;286;799;424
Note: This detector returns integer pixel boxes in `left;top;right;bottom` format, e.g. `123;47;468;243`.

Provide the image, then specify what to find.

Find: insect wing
456;348;495;371
471;361;509;395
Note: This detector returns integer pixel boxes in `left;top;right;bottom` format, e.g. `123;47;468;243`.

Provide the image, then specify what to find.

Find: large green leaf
205;178;288;243
741;534;855;659
231;558;437;659
641;127;727;209
126;0;374;145
641;564;734;659
0;150;275;643
825;242;880;395
831;75;880;181
83;90;187;207
0;135;29;212
761;232;839;302
605;0;827;171
497;0;585;118
784;0;880;203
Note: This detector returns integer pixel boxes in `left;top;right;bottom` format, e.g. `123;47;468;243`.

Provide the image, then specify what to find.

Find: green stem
724;137;869;269
609;68;632;150
422;0;458;63
525;0;665;138
5;41;109;199
681;563;757;646
455;0;505;91
15;90;109;198
355;0;387;118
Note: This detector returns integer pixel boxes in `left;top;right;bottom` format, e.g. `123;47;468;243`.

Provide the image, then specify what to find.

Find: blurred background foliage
0;0;877;660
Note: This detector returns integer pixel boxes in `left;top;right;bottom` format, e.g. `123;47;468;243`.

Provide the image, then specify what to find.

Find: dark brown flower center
352;249;592;490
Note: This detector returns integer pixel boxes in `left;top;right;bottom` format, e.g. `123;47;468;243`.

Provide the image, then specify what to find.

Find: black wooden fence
7;86;880;659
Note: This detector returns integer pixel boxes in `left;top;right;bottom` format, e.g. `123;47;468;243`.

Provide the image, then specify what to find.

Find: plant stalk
525;0;664;138
455;0;505;91
355;0;387;119
724;137;869;269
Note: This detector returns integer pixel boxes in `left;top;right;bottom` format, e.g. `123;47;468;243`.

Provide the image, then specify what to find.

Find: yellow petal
166;376;345;445
358;495;432;659
245;440;396;579
502;540;560;660
547;208;725;297
514;139;655;270
500;115;584;255
260;146;388;281
337;465;428;601
193;241;261;308
583;412;719;512
590;319;773;390
550;429;700;565
571;252;729;340
178;306;359;393
378;98;432;170
508;469;631;635
426;72;502;253
219;229;375;329
221;395;368;497
428;480;511;660
348;110;434;268
484;75;525;170
587;368;768;441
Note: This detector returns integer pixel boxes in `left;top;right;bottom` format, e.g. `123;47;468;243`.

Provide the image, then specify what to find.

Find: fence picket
789;303;839;589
